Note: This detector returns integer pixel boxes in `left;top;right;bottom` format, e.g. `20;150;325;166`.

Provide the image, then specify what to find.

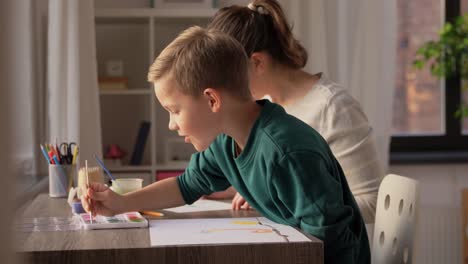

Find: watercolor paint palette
79;212;148;230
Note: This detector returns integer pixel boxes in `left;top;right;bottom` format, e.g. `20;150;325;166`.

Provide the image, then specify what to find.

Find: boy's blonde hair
148;26;251;100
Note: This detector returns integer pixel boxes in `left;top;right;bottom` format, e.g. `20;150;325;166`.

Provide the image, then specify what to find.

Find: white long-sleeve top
283;74;383;223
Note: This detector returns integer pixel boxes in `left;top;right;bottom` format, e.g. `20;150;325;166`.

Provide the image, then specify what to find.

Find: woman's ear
250;52;268;75
202;88;222;113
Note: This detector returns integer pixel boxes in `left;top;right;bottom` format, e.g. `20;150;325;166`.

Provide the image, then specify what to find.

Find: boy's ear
202;88;222;113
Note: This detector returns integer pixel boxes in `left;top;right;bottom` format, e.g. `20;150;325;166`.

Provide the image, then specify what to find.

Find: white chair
372;174;420;264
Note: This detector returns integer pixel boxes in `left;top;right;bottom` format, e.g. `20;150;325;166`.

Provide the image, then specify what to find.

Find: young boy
82;26;370;264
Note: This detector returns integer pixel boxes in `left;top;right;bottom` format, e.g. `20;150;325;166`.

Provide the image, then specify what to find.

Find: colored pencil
40;144;51;164
72;145;79;165
141;210;165;217
94;154;121;189
48;150;56;164
94;154;116;181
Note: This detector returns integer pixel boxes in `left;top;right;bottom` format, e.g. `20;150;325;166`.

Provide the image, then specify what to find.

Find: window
463;0;468;133
391;0;468;161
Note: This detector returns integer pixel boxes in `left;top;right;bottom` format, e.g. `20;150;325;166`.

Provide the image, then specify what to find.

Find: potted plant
413;13;468;117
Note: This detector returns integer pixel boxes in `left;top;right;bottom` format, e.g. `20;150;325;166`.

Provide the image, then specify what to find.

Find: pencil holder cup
49;164;77;198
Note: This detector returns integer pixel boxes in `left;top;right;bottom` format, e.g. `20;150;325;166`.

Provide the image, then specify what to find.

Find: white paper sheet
164;199;232;213
149;217;311;246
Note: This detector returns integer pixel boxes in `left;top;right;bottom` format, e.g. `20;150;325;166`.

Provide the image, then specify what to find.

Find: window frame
390;0;468;163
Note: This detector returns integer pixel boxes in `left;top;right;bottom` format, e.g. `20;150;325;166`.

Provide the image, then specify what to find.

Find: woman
206;0;383;224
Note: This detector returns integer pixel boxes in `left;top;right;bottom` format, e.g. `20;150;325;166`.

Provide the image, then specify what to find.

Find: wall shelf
156;162;188;171
99;89;152;95
107;165;153;172
96;8;204;183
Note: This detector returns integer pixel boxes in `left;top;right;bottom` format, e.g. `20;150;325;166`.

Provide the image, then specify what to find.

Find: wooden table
16;194;323;264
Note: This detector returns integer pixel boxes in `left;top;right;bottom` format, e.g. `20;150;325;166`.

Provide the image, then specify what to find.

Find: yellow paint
231;221;258;225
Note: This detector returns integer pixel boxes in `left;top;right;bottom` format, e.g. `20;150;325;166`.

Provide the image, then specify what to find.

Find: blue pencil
40;144;51;164
52;155;61;167
94;154;119;184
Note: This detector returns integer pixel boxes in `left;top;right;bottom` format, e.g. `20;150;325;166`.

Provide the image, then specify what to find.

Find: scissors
59;142;77;164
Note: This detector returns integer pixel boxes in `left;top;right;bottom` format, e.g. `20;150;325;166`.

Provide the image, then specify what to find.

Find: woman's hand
231;192;252;210
81;182;127;217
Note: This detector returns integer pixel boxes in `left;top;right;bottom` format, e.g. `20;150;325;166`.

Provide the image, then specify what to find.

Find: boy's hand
231;192;252;210
81;182;127;217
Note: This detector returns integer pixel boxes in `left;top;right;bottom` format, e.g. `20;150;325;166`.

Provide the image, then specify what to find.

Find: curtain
280;0;397;174
2;0;27;262
48;0;102;164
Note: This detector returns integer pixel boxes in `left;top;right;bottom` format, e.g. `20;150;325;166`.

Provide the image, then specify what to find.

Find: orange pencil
141;210;164;217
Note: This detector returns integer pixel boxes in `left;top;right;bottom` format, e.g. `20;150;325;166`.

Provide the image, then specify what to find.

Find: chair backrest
372;174;420;264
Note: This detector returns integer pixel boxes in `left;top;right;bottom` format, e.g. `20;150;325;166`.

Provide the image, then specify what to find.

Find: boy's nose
168;119;177;131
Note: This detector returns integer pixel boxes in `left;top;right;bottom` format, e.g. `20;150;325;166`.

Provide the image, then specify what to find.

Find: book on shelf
130;121;151;165
99;77;128;90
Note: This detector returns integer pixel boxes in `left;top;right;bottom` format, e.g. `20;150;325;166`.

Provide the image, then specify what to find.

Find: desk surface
16;194;323;264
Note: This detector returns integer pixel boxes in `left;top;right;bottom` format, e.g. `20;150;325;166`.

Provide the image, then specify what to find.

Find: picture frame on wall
152;0;213;9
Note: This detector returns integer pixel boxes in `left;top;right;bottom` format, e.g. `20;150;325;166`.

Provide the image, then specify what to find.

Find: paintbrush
85;160;93;224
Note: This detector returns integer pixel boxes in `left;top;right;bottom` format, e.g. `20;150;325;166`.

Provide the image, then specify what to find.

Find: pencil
54;139;61;164
85;160;92;224
40;144;51;164
72;145;79;165
140;210;165;217
48;150;56;164
94;154;121;189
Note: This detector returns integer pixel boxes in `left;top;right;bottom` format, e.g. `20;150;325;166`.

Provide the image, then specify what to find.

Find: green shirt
177;100;370;264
